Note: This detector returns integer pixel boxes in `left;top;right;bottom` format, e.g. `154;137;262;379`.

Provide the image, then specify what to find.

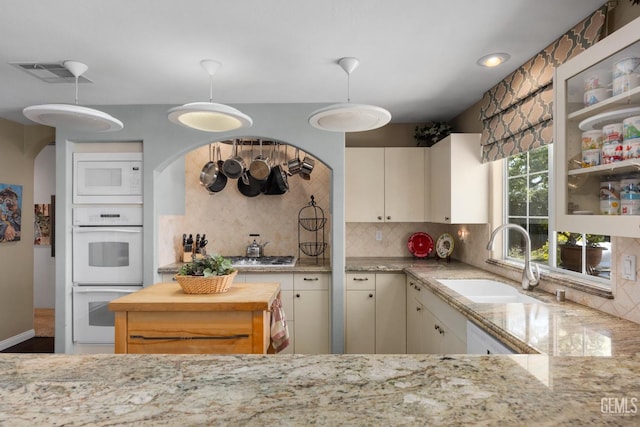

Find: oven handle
73;288;139;294
73;227;141;233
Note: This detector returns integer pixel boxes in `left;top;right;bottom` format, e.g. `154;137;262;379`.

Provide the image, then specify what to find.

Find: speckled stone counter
347;257;640;357
158;258;331;275
2;353;640;426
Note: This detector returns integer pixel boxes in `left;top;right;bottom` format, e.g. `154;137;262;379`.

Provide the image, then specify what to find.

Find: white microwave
73;152;143;204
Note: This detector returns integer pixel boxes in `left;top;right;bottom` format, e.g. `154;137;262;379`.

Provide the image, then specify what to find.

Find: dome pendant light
308;57;391;132
23;60;123;132
168;59;252;132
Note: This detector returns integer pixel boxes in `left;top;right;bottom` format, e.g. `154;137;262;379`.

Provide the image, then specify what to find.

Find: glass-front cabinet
555;16;640;237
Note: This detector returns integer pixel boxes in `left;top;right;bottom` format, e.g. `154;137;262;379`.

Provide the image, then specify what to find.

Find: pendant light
308;57;391;132
23;60;123;132
168;59;252;132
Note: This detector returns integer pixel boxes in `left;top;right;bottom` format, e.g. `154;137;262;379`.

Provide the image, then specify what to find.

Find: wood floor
1;337;54;353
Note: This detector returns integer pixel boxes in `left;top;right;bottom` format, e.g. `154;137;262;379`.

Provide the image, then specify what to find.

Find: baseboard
0;329;36;351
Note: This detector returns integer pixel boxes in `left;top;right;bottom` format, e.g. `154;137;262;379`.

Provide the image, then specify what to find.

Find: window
505;145;611;284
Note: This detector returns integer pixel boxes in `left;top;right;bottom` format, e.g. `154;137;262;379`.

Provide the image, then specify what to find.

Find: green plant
178;254;235;277
558;232;605;248
414;121;452;147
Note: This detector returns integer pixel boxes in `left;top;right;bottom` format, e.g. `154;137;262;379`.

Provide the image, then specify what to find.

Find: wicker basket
175;271;237;294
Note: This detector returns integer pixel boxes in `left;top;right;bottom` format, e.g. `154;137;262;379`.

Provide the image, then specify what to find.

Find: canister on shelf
623;139;640;160
620;175;640;215
582;149;601;166
623;116;640;141
600;177;620;215
582;130;604;150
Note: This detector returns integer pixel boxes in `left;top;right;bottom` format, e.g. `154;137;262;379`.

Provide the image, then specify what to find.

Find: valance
481;6;607;162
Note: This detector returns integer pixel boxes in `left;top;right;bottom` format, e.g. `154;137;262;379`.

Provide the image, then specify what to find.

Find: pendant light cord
74;75;79;105
209;74;214;103
346;73;351;103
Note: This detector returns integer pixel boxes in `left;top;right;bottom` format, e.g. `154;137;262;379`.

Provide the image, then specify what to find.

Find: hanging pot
264;143;289;195
249;139;271;181
237;171;265;197
222;139;246;179
299;153;315;180
199;144;218;188
287;147;301;175
207;144;228;193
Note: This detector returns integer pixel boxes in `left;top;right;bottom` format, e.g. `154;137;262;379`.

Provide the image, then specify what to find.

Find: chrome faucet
486;224;540;290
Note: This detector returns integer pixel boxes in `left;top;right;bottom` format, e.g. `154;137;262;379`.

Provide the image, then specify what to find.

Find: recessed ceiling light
477;53;511;68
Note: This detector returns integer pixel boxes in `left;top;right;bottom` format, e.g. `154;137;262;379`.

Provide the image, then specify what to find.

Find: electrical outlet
622;254;636;281
375;230;382;241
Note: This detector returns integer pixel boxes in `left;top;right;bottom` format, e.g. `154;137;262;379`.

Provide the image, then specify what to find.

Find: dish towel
270;293;290;353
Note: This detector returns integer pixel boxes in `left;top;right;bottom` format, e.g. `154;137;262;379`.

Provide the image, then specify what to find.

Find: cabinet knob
416;306;421;312
303;277;319;281
368;293;374;298
378;216;383;220
434;324;439;331
386;216;391;220
296;293;301;298
444;216;450;221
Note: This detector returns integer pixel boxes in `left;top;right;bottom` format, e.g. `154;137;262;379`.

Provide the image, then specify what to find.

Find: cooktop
227;256;297;267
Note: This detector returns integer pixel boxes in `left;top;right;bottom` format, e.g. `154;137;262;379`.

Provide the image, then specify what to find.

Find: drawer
126;311;254;354
294;273;330;290
244;272;294;291
346;273;375;290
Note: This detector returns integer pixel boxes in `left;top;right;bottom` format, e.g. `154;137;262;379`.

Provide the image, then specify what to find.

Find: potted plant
558;232;605;274
414;121;453;147
176;253;237;294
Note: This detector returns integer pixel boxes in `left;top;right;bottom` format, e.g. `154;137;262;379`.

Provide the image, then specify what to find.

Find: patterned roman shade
480;6;608;162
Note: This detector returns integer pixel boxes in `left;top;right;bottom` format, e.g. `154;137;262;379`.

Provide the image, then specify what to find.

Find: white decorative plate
435;233;454;258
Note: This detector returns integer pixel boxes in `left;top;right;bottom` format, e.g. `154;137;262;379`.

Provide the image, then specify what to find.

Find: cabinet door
293;290;329;354
422;305;442;354
345;290;376;353
406;294;425;354
375;273;406;354
345;148;385;222
429;134;487;224
161;273;176;283
384;147;426;222
429;139;452;223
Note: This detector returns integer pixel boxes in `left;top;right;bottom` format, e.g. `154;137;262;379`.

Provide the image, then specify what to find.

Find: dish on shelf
435;233;455;258
578;106;640;130
407;232;434;258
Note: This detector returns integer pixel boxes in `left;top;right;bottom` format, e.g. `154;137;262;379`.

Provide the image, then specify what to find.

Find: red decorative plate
407;232;434;258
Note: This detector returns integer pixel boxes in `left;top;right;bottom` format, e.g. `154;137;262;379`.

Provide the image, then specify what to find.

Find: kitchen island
109;282;280;354
1;352;639;425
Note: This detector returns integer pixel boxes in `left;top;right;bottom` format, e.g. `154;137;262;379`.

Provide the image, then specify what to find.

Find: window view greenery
506;146;611;281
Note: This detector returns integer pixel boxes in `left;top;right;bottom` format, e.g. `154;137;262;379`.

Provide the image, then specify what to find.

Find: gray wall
54;103;347;353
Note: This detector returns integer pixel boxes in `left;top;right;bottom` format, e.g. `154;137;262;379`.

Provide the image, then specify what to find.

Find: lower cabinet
345;273;406;354
406;276;466;354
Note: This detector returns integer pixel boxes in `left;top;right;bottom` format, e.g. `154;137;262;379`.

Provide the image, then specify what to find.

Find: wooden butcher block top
109;282;280;312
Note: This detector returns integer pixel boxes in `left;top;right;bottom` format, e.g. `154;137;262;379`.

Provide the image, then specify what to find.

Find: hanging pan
237;171;265;197
264;143;289;195
249;139;271;181
207;144;228;193
222;139;246;179
199;143;218;188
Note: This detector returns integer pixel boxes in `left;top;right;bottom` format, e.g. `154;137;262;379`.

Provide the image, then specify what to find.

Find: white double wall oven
71;152;143;346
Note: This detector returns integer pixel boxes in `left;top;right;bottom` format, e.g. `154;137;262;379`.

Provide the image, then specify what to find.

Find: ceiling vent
9;61;93;84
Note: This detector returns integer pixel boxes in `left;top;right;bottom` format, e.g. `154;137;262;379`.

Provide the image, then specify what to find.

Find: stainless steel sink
227;256;297;267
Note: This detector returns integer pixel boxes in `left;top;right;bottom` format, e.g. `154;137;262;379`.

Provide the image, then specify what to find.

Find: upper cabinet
428;134;488;224
346;147;426;222
555;17;640;237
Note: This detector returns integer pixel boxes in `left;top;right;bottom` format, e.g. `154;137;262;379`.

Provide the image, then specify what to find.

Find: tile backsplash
158;143;331;265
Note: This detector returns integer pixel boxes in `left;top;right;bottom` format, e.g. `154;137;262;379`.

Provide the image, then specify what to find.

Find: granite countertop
158;258;331;274
345;257;640;357
2;353;640;425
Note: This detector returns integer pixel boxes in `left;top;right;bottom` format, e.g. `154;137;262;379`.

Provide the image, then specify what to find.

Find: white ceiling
1;0;608;126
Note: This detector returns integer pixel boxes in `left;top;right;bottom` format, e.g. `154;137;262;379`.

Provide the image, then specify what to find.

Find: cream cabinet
293;273;330;354
406;277;466;354
346;147;426;222
428;133;488;224
345;272;406;354
555;16;640;237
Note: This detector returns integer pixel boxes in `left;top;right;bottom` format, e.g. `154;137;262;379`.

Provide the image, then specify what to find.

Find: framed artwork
0;183;23;243
34;202;52;246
